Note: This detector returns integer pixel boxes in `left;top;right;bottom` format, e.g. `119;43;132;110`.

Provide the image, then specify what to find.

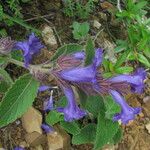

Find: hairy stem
8;58;53;73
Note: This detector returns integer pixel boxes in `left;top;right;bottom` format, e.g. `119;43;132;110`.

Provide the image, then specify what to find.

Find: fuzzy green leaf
51;43;83;61
94;113;119;150
112;127;123;144
60;121;81;135
56;96;67;108
72;22;90;40
85;37;95;66
115;66;133;74
104;96;120;120
85;95;105;117
0;68;13;85
46;110;63;125
114;52;129;68
0;74;39;127
0;81;9;93
72;123;96;145
137;53;150;67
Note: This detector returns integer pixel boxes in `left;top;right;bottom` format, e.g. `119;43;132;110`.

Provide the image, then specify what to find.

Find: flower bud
0;37;15;55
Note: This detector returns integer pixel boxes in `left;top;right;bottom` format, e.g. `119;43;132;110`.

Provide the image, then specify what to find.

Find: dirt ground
0;1;150;150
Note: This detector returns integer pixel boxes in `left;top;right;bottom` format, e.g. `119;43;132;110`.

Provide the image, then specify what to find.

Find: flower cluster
52;48;146;124
15;33;146;124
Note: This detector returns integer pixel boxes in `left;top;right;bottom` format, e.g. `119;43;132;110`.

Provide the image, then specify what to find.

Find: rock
35;145;43;150
145;123;150;134
102;144;115;150
143;96;150;103
47;125;70;150
25;132;47;147
93;20;101;29
19;141;29;148
21;107;42;134
42;25;58;50
103;40;117;63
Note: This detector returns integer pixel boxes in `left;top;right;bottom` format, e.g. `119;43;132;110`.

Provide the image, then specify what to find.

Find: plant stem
8;58;53;73
3;13;41;34
8;58;25;68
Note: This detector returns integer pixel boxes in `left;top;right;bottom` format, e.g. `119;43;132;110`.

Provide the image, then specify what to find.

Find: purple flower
57;86;86;122
52;48;146;124
72;51;85;59
57;51;85;70
0;37;15;55
38;85;51;92
43;94;54;112
109;68;146;93
58;48;103;83
41;123;54;133
13;147;25;150
110;90;141;124
15;33;44;67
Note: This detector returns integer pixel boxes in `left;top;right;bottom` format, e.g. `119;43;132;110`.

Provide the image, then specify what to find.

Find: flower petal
109;68;146;93
59;48;103;83
13;147;25;150
15;33;44;67
110;90;141;124
57;86;86;122
43;95;54;112
59;65;96;82
41;123;54;133
38;85;51;92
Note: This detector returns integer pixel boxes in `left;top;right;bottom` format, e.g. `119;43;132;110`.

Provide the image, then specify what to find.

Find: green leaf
11;50;23;61
46;110;63;125
60;121;81;135
144;49;150;59
0;74;39;127
85;37;95;66
0;81;9;93
0;68;13;85
137;53;150;67
112;127;123;144
94;113;119;150
85;95;105;117
115;66;133;74
104;96;120;120
103;72;113;78
115;40;128;53
56;96;67;108
128;51;136;60
0;56;8;68
72;22;90;40
51;43;83;61
78;88;88;108
0;29;7;37
102;58;110;72
114;52;129;68
72;123;96;145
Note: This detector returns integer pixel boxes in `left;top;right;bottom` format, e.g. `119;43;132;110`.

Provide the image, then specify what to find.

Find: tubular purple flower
41;123;54;133
13;147;25;150
38;85;51;92
110;90;141;124
57;86;86;122
72;51;85;60
109;68;146;93
43;94;54;112
15;33;44;67
59;48;103;82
